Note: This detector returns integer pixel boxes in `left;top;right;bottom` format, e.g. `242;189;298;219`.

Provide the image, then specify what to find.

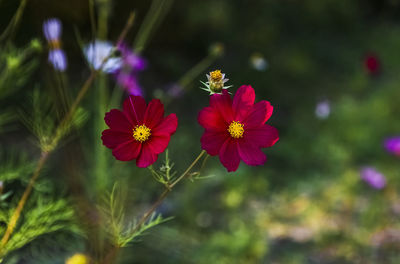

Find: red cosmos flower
101;95;178;167
198;85;279;172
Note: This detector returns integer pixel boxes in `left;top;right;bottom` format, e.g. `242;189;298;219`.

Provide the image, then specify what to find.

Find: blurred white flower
315;100;331;119
84;40;122;73
250;53;268;71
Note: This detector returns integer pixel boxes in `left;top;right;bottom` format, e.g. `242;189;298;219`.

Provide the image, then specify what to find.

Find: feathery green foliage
0;40;41;100
98;183;172;247
0;151;36;183
19;89;89;152
0;198;78;259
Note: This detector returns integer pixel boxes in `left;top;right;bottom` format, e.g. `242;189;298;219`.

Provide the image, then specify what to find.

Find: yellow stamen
228;121;244;138
133;125;151;142
210;70;222;82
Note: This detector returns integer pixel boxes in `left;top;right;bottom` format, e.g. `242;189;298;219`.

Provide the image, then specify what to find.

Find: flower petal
144;99;165;129
245;124;279;148
123;95;147;125
244;100;273;128
153;113;178;136
104;109;132;132
233;85;255;121
136;144;158;167
198;106;226;131
201;130;228;156
147;134;171;154
210;91;233;123
237;139;267;166
111;140;141;161
219;139;240;172
101;129;133;149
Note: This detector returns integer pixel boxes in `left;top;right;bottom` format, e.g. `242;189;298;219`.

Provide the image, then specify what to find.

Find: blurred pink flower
360;167;386;189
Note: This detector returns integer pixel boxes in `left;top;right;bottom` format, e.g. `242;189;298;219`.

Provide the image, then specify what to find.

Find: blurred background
1;0;400;263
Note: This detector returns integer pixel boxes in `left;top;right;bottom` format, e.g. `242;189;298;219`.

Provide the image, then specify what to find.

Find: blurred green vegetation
1;0;400;263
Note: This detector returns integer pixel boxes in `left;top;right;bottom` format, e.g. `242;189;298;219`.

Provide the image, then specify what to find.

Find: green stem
163;53;219;107
140;150;206;226
0;0;29;44
169;150;206;188
133;0;174;54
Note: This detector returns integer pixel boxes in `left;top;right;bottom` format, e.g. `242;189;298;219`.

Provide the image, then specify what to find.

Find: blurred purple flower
360;167;386;190
384;137;400;156
43;18;61;41
166;83;184;98
43;18;67;71
117;43;147;70
48;49;67;71
315;99;330;119
115;72;142;96
84;40;122;73
114;42;147;95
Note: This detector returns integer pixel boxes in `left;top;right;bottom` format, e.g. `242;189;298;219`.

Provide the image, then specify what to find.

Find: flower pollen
228;121;244;138
210;70;223;82
133;125;151;142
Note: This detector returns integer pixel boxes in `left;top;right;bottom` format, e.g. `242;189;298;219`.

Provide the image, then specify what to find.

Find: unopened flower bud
200;69;232;95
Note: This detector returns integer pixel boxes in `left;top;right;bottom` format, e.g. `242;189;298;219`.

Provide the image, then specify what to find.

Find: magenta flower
43;18;67;71
384;137;400;156
360;167;386;190
198;85;279;172
101;95;178;168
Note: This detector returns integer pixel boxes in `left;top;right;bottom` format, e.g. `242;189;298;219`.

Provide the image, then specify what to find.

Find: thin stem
133;0;173;53
138;151;206;227
0;12;136;253
88;0;97;41
163;53;218;107
169;150;206;188
0;0;28;44
199;153;210;173
177;55;215;89
132;188;170;235
102;150;207;264
0;151;49;249
102;245;121;264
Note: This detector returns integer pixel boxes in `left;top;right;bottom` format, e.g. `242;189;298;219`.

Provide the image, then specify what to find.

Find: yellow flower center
210;69;222;82
133;125;151;142
228;121;244;138
66;254;89;264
